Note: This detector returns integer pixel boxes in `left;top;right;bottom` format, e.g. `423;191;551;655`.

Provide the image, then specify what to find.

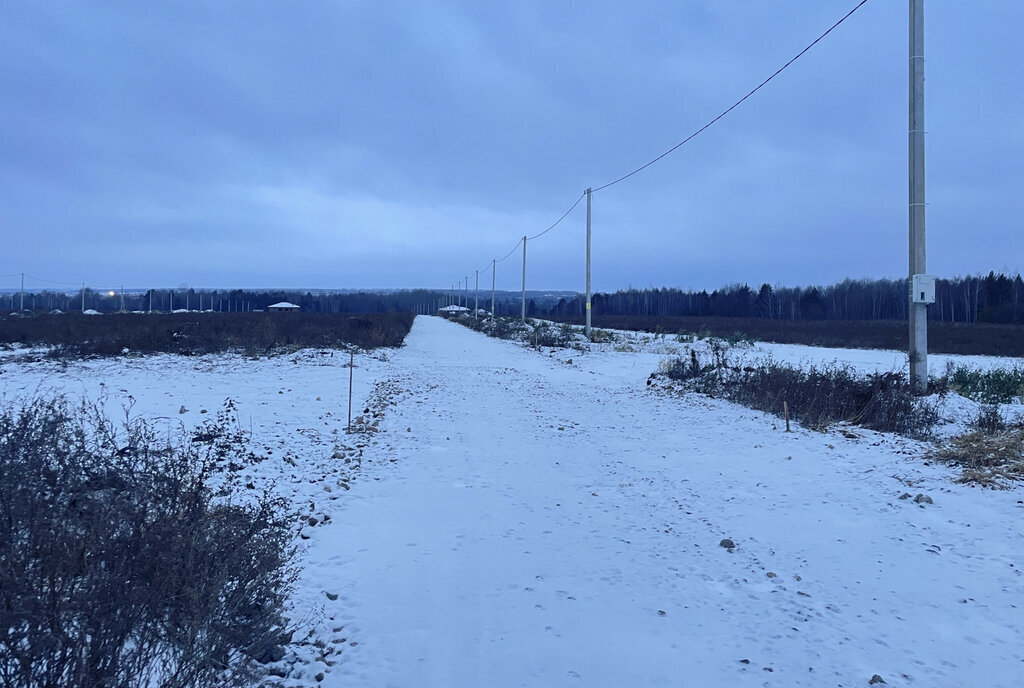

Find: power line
526;192;586;241
591;0;871;193
458;0;870;295
495;237;523;264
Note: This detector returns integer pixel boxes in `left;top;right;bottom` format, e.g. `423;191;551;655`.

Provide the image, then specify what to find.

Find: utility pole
20;273;24;312
909;0;928;393
520;236;527;322
120;285;125;312
464;276;469;309
474;270;479;317
585;188;593;338
81;283;85;313
491;259;496;318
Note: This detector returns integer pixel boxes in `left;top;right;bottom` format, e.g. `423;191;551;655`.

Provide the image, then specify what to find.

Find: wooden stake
784;401;791;432
348;351;354;433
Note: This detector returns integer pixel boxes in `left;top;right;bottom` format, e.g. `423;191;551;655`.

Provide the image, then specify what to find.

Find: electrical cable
526;192;586;241
495;237;523;264
591;0;871;193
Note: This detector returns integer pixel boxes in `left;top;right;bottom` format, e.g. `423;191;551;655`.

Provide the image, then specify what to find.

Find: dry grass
930;426;1024;487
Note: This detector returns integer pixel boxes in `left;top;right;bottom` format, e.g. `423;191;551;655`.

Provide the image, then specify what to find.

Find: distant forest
546;272;1024;324
4;272;1022;324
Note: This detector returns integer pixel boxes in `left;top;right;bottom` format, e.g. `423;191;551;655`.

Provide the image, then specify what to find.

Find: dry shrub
930;425;1024;487
0;311;413;358
0;397;297;687
658;348;938;437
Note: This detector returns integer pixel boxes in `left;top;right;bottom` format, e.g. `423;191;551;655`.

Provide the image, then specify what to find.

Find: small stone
739;659;750;665
308;516;319;527
267;666;288;678
255;644;287;664
657;609;666;616
407;427;412;432
766;572;777;578
869;674;886;685
315;673;325;683
913;494;933;505
316;396;322;401
200;409;207;414
325;591;339;601
898;492;913;500
178;405;187;414
719;538;736;550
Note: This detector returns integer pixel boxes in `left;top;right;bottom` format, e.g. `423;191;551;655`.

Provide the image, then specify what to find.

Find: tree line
544;272;1024;324
5;272;1022;324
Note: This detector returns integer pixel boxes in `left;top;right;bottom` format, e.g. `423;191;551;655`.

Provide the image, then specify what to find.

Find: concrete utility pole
81;283;85;313
465;276;469;309
491;259;496;318
520;236;528;323
120;285;125;312
585;188;593;337
908;0;928;393
20;273;24;312
474;270;479;317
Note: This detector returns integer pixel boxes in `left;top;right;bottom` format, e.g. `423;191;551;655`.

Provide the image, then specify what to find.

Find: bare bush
657;347;938;437
0;311;414;357
972;404;1007;433
0;397;297;688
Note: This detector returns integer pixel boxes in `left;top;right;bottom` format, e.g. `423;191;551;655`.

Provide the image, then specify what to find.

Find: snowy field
2;315;1023;687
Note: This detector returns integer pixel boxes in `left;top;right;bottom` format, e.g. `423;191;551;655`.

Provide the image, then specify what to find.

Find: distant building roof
268;302;301;310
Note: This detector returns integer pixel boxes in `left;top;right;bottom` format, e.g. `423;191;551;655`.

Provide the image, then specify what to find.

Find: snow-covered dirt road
3;315;1022;687
310;316;1024;688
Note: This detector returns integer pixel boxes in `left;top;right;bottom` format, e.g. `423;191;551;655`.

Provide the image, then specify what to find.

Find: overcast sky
1;1;1021;292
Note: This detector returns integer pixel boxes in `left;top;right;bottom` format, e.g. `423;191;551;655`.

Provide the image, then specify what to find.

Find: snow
2;316;1023;687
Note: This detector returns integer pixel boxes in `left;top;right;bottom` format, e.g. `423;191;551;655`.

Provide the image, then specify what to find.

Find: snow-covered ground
2;316;1023;687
